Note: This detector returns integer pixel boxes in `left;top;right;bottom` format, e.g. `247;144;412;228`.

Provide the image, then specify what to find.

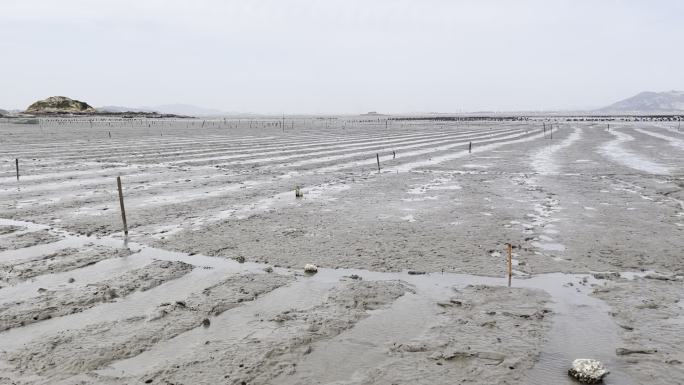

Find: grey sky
1;0;683;114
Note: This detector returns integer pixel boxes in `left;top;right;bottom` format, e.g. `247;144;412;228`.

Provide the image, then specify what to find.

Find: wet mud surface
0;119;682;384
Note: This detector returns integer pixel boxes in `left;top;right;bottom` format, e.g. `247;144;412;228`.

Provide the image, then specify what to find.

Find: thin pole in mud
15;159;19;181
108;131;111;138
550;124;553;139
376;153;381;173
116;176;128;236
393;150;396;159
507;244;512;287
469;141;472;154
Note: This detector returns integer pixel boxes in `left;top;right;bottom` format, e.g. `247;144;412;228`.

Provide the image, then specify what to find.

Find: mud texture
593;275;684;384
0;230;60;252
0;273;293;384
0;244;135;285
0;260;193;332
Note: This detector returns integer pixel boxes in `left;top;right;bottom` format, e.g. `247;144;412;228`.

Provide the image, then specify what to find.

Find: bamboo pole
117;176;128;236
507;243;512;287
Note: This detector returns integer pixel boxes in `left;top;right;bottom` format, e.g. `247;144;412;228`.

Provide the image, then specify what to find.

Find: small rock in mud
568;359;609;383
233;256;246;264
68;277;75;283
202;318;211;327
303;264;318;274
407;270;427;275
592;272;620;280
263;266;273;273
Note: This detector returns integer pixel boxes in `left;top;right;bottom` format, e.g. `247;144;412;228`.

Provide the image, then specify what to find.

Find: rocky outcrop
25;96;96;114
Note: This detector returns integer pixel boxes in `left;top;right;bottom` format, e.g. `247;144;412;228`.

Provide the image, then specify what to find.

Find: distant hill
98;105;156;114
599;91;684;113
98;104;225;116
149;104;225;116
26;96;96;114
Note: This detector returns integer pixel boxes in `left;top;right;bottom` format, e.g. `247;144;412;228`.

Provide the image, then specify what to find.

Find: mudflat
0;118;682;384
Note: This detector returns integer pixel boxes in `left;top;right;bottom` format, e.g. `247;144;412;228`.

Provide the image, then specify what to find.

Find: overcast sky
1;0;682;114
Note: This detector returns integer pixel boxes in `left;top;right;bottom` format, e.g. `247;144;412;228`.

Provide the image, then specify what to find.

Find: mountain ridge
599;90;684;113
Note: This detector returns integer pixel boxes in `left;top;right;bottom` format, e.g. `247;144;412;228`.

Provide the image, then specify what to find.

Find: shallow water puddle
273;292;435;384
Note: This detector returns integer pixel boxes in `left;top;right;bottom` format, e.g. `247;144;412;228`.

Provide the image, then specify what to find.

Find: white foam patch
600;130;670;174
634;128;684;150
532;242;566;252
531;127;583;174
401;215;416;222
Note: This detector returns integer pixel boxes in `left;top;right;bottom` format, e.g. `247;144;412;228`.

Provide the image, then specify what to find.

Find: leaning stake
507;243;513;287
376;153;381;173
116;176;128;236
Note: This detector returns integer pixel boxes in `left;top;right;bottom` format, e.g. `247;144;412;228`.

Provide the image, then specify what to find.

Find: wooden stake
376;153;380;173
15;159;19;181
468;141;472;153
116;176;128;236
507;243;512;287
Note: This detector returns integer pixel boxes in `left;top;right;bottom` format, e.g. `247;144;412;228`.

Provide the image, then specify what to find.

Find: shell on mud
303;264;318;274
568;358;609;383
